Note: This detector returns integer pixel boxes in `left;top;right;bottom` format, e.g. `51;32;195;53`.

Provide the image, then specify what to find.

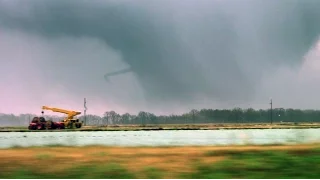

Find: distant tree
1;107;320;127
189;109;199;124
138;111;148;125
121;113;131;124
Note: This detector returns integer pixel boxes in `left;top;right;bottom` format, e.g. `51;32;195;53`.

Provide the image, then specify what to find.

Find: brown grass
2;122;320;132
84;122;320;129
1;143;319;178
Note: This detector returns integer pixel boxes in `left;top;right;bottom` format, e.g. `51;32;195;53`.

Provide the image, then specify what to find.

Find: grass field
1;143;319;178
1;122;320;132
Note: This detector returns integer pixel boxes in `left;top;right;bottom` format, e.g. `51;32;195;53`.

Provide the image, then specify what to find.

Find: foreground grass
0;144;319;178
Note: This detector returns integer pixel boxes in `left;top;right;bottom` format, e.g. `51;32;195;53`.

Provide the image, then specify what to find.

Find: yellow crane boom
42;106;81;121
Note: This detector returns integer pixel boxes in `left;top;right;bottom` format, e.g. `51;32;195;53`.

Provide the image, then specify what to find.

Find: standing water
0;129;319;148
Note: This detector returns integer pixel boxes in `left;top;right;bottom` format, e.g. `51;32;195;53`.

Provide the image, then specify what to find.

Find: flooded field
0;129;319;148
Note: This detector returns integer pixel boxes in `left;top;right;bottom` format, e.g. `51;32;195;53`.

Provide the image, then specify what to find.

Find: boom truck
28;106;83;130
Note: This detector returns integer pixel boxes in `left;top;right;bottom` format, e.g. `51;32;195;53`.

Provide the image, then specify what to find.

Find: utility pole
270;98;273;124
192;110;195;124
84;98;87;126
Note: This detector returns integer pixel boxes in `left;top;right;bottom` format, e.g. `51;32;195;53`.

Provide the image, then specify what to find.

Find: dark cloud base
0;0;320;111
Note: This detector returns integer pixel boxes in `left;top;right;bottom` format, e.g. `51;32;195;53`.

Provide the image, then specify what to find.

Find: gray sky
1;0;320;116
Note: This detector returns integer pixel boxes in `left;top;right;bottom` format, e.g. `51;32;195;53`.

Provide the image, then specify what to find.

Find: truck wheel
75;123;82;128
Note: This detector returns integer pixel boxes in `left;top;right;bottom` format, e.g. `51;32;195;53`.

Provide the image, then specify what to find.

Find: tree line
1;108;320;127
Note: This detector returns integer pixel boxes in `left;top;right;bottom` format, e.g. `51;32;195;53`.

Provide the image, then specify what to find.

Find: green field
1;144;319;178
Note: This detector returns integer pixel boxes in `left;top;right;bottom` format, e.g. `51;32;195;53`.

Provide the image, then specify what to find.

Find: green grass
0;164;135;179
187;149;320;179
143;167;164;179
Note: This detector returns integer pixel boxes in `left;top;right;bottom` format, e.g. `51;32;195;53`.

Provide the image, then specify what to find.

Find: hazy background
1;0;320;116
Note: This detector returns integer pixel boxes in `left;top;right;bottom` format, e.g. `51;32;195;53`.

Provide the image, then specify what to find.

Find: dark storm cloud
1;0;320;113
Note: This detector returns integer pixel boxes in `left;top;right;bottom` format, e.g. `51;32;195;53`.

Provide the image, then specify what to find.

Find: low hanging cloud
1;0;320;115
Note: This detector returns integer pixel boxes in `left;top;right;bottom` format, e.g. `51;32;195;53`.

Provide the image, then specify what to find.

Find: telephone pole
84;98;87;126
270;98;273;124
192;110;195;124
